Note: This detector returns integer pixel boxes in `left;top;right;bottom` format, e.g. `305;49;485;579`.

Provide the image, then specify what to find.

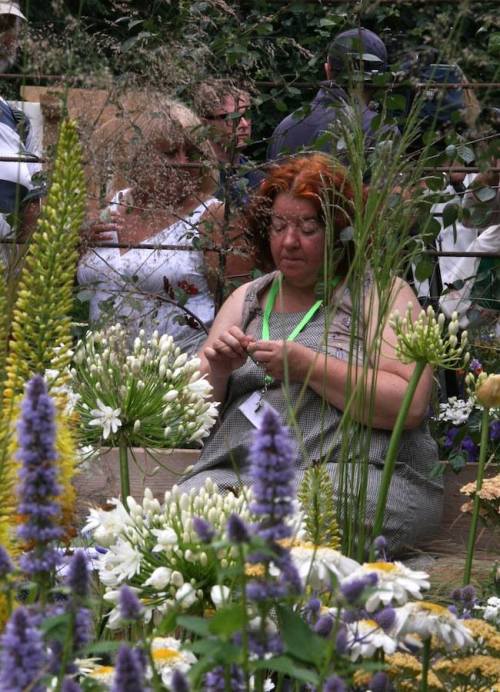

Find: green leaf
276;605;327;667
155;608;177;636
414;256;434;282
80;640;122;656
472;186;497;203
442;203;458;228
457;145;475;165
208;604;246;637
488;32;500;57
177;615;210;636
254;656;319;685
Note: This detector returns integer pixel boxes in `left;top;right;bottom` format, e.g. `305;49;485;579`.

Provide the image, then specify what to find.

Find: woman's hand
249;340;310;382
204;326;255;374
82;210;124;244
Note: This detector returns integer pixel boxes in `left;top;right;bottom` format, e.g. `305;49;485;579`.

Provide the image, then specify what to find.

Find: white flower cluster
437;396;475;425
476;596;500;626
72;323;219;447
85;479;253;628
389;304;469;368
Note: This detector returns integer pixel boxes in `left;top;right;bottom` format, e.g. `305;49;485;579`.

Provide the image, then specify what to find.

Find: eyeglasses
269;215;324;238
205;109;252;125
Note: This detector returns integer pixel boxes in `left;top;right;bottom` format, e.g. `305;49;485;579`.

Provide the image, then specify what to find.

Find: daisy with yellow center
393;601;474;650
345;618;397;660
286;541;360;591
150;636;197;687
86;664;115;686
341;561;430;612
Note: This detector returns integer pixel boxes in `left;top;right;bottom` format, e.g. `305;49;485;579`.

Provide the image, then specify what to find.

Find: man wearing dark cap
267;27;393;162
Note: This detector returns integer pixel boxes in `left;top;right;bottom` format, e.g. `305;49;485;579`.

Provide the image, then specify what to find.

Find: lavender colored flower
170;669;190;692
314;614;334;637
448;604;459;616
324;674;347;692
61;678;82;692
0;606;47;692
205;665;244;691
276;550;302;594
335;625;348;655
374;606;396;631
192;516;215;543
451;588;462;602
444;426;460;449
119;585;143;621
489;420;500;441
17;376;63;578
369;671;393;691
67;550;89;600
469;358;482;374
0;545;13;578
249;408;296;541
341;576;371;603
227;514;250;543
112;645;145;692
373;535;388;560
461;585;476;604
74;607;92;651
461;436;479;462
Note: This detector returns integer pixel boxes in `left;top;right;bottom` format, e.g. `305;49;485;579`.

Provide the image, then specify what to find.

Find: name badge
238;392;279;428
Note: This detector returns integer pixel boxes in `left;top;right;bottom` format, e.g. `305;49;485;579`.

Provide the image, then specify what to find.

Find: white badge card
238;392;279;428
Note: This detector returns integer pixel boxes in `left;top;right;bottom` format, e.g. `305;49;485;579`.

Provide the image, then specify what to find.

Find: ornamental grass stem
118;437;130;511
420;637;431;692
463;406;491;585
370;360;427;559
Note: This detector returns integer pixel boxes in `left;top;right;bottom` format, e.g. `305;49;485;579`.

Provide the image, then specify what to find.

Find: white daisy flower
151;636;197;687
393;601;474;650
346;619;397;660
478;596;500;625
287;542;360;590
89;399;122;439
85;664;115;687
343;561;430;612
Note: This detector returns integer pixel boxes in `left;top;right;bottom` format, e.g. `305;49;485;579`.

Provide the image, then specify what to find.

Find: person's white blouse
77;190;219;353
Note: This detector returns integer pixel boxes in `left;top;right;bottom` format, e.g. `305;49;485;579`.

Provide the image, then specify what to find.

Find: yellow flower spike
0;119;85;553
476;374;500;409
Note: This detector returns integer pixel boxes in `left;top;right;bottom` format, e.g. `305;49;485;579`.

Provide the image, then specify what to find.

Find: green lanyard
257;273;340;393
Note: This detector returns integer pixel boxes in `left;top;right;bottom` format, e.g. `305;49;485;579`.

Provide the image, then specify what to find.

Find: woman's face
269;193;325;288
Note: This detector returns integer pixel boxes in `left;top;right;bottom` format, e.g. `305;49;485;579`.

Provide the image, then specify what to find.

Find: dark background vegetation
14;0;500;160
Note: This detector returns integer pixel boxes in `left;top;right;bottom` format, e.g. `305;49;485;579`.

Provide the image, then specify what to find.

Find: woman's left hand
249;340;309;382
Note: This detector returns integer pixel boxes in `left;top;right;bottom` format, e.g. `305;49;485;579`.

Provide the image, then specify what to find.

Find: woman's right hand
203;326;255;374
82;210;124;244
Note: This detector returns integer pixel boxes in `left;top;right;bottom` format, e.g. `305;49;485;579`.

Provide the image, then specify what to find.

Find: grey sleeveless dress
179;272;442;553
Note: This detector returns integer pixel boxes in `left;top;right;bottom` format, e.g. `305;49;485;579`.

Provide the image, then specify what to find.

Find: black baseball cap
328;28;388;76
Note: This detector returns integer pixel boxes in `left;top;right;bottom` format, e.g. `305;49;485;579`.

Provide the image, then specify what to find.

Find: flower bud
476;374;500;409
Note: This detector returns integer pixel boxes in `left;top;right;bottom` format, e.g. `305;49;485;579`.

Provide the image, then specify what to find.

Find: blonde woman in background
78;94;251;353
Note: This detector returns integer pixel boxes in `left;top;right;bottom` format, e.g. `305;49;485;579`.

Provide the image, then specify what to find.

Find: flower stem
118;437;130;510
370;360;426;559
463;406;490;585
420;637;431;691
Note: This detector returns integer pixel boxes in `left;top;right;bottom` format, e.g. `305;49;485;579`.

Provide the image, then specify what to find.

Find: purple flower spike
369;671;394;691
17;376;63;578
112;645;145;692
461;585;476;604
0;545;13;578
205;665;244;691
67;550;89;600
192;517;215;544
489;420;500;442
170;668;190;692
227;514;250;543
119;585;143;621
249;408;296;542
61;678;82;692
341;577;368;603
335;625;348;654
324;674;347;692
374;606;396;631
314;614;334;638
0;606;47;692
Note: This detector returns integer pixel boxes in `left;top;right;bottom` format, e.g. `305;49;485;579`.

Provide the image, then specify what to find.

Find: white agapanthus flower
346;619;397;660
84;500;135;547
393;601;474;650
342;561;430;612
211;585;231;608
152;527;178;552
144;566;172;591
88;398;122;439
287;543;360;590
477;596;500;625
174;582;198;609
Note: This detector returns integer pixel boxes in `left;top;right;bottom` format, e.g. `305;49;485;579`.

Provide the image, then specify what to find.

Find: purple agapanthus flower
227;514;250;543
0;606;47;692
61;678;82;692
469;358;482;375
324;674;347;692
461;436;479;462
112;645;145;692
444;426;460;449
192;517;215;544
17;376;63;578
249;407;296;541
205;665;245;691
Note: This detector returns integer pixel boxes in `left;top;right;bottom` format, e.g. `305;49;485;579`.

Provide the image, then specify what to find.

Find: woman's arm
197;281;254;403
250;279;433;430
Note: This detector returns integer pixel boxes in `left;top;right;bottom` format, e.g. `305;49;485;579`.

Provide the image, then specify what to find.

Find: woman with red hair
179;154;441;555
